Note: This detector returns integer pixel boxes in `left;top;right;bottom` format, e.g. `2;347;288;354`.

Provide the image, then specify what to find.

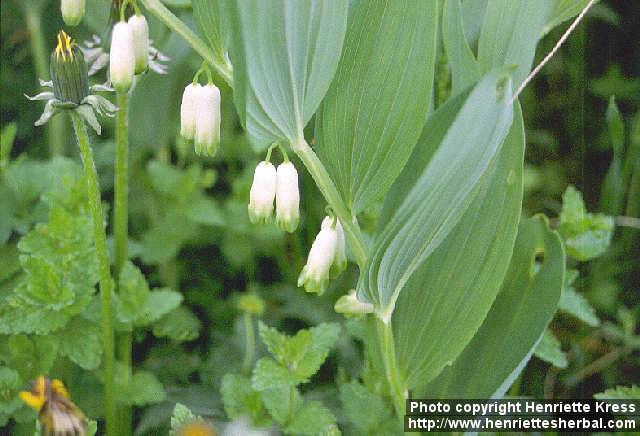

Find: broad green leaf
560;285;600;327
339;381;391;433
315;0;438;213
425;216;565;398
136;288;183;326
461;0;488;48
251;358;295;391
358;71;514;320
534;329;568;368
542;0;596;36
443;0;480;94
58;317;102;370
192;0;228;68
220;0;348;148
559;185;614;261
117;371;166;406
260;385;302;426
392;100;524;390
594;385;640;400
116;261;150;324
220;374;268;425
477;0;553;88
285;401;338;436
152;306;202;341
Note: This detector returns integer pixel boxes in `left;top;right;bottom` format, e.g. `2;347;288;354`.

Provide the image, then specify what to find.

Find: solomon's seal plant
26;30;116;134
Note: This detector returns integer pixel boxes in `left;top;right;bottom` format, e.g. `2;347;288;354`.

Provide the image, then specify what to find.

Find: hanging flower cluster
26;30;116;134
180;79;221;157
109;10;153;92
247;145;300;232
297;215;347;295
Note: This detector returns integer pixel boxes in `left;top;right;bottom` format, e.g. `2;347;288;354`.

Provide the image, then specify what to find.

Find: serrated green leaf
559;185;614;261
443;0;481;94
315;0;438;213
258;321;290;365
6;335;60;380
170;403;197;429
425;216;565;398
251;358;294;391
293;323;340;383
220;0;348;148
153;306;201;342
117;371;166;406
358;71;514;321
594;385;640;400
0;366;23;420
260;385;302;426
221;373;268;426
339;381;390;433
136;288;183;327
535;329;568;369
116;261;150;324
58;317;102;370
560;286;600;327
478;0;553;88
285;401;338;436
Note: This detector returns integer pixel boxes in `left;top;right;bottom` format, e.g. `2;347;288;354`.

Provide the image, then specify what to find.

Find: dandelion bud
248;161;277;223
109;21;135;92
275;161;300;232
50;30;89;105
322;216;347;277
297;222;338;295
180;83;200;140
61;0;85;26
128;14;149;74
194;84;221;157
334;290;374;317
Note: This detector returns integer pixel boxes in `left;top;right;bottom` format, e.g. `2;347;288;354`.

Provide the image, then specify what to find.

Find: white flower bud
322;216;347;277
298;222;338;295
248;161;277;223
194;84;221;157
334;289;374;317
275;161;300;233
61;0;85;26
127;14;149;74
180;83;200;140
109;22;135;92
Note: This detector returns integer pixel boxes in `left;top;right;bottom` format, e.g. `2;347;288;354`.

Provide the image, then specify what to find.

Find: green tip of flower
297;267;328;296
276;215;299;233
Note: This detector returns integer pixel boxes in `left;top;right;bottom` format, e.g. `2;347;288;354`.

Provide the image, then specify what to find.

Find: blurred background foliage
0;0;638;434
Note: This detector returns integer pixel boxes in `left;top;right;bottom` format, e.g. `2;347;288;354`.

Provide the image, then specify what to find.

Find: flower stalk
376;318;407;421
70;111;117;436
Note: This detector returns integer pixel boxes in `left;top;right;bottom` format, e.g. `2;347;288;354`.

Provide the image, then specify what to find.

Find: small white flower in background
275;161;300;232
248;161;277;223
180;83;200;140
194;84;221;157
127;14;149;74
322;216;346;277
109;21;135;92
334;289;374;317
61;0;85;26
298;217;339;295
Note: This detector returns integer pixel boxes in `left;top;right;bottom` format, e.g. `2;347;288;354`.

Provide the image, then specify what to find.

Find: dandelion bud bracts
275;161;300;232
322;216;347;277
194;84;221;157
50;30;89;105
109;21;135;92
298;221;338;295
61;0;85;26
334;290;374;317
248;161;277;223
128;14;150;74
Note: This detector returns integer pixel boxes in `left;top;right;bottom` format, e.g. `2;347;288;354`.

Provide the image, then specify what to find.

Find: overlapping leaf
357;71;514;320
443;0;480;95
425;216;565;398
314;0;438;213
219;0;348;148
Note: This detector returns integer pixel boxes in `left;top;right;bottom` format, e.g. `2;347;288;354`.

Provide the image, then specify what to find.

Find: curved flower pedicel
26;30;116;135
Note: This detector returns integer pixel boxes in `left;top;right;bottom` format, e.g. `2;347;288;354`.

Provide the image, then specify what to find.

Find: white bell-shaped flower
298;219;338;295
127;14;149;74
275;161;300;233
180;83;200;140
248;161;277;223
194;84;221;157
322;216;346;277
334;289;374;317
61;0;85;26
109;21;135;92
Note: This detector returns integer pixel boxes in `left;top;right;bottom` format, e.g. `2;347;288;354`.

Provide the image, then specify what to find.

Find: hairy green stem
290;138;368;269
242;313;255;374
70;112;116;436
376;318;407;420
25;6;65;155
139;0;233;86
114;90;132;436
